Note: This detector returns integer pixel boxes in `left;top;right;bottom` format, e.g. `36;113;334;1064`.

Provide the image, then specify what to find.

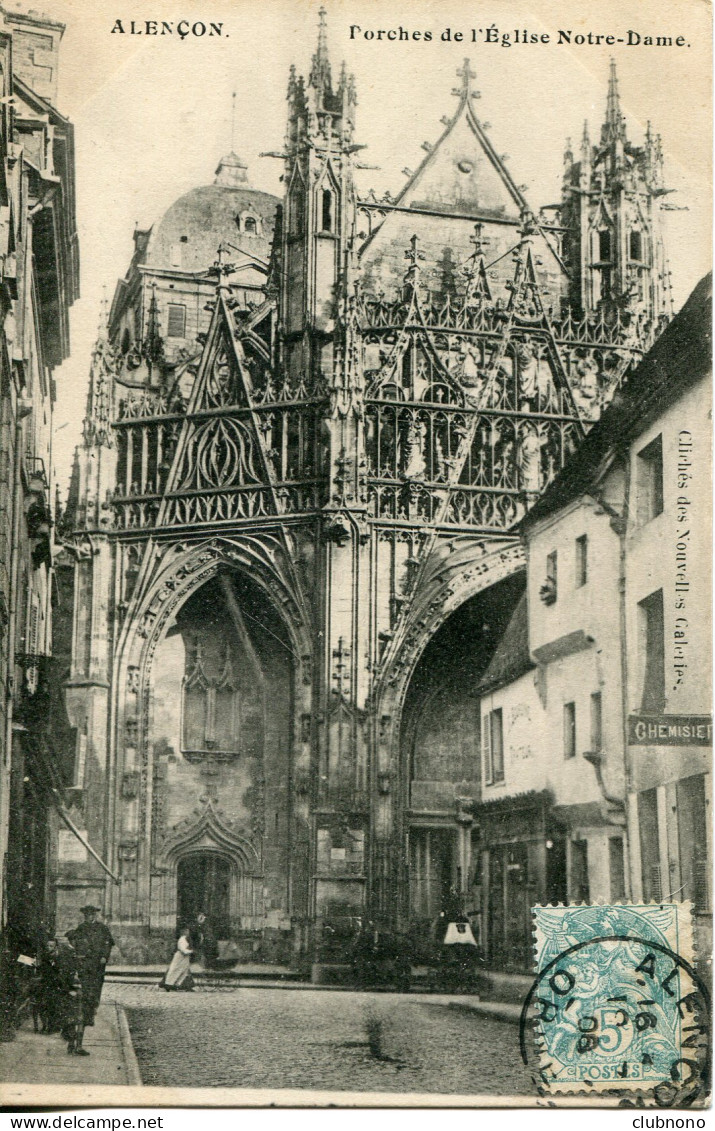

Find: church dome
144;154;279;272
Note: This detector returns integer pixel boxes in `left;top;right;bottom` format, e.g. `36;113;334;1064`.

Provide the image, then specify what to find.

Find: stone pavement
0;1000;141;1092
0;983;521;1107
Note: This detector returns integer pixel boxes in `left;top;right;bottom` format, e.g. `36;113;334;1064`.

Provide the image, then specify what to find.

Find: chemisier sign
628;714;713;746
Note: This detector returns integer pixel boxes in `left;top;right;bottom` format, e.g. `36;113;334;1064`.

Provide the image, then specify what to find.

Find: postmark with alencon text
521;904;710;1105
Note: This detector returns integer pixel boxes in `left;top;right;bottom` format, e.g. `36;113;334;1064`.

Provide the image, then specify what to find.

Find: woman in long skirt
160;928;194;991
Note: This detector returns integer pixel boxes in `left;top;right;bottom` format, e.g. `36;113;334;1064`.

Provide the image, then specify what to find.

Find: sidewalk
1;1001;141;1089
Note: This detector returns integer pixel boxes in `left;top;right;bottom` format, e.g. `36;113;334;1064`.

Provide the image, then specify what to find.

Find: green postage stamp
525;903;709;1104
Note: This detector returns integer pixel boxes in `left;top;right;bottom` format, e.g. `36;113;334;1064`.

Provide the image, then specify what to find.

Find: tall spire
601;59;626;146
309;6;331;96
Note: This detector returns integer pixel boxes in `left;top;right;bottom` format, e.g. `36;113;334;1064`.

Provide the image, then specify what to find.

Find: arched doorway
142;564;298;955
177;852;232;939
400;570;526;948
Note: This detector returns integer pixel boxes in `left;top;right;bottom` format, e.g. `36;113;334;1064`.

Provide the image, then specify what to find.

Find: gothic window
167;303;186;338
321;188;333;233
289;183;305;236
183;675;208;751
116;431;128;494
629;229;643;261
182;640;240;755
598;228;612;262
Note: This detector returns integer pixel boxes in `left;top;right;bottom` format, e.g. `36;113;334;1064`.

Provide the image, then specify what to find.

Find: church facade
57;18;674;967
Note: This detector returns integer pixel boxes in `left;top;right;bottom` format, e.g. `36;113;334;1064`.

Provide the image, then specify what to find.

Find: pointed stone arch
161;801;262;871
374;538;526;756
108;533;313;926
151;802;264;934
121;533;312;678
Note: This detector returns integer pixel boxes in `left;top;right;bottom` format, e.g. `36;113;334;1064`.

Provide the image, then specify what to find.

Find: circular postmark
519;934;711;1107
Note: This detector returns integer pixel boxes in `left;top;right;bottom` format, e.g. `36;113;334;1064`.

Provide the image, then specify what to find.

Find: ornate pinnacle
602;58;626;146
452;58;478;100
403;234;425;298
463;224;492;305
581;119;591;154
212;242;236;282
309;6;332;94
96;286;109;340
518;208;539;239
404;233;425;272
470;222;490;259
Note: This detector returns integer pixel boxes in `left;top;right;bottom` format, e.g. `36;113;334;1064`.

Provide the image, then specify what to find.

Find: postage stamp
521;904;710;1105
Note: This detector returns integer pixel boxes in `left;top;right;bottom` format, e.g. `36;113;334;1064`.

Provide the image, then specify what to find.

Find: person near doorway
192;912;219;968
160;927;195;991
66;906;114;1027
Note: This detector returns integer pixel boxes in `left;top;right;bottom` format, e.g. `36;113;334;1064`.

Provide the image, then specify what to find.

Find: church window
167;303;186;338
289;183;305;236
182;639;240;755
244;215;257;234
321;188;333;233
183;677;208;751
598;228;612;262
116;431;128;493
629;229;643;261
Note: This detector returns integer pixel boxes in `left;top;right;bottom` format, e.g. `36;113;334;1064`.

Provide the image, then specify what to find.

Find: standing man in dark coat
66;906;114;1027
193;912;219;969
42;936;87;1054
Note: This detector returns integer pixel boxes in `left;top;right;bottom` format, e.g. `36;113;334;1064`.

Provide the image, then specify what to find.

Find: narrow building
0;5;78;1024
480;273;711;970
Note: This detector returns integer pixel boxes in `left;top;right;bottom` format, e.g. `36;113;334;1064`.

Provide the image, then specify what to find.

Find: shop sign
628;714;713;746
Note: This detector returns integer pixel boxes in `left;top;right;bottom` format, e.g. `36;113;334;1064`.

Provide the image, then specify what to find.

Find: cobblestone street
106;983;532;1097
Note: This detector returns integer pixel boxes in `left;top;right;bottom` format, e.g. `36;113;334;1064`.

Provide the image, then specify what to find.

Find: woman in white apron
160;927;194;991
